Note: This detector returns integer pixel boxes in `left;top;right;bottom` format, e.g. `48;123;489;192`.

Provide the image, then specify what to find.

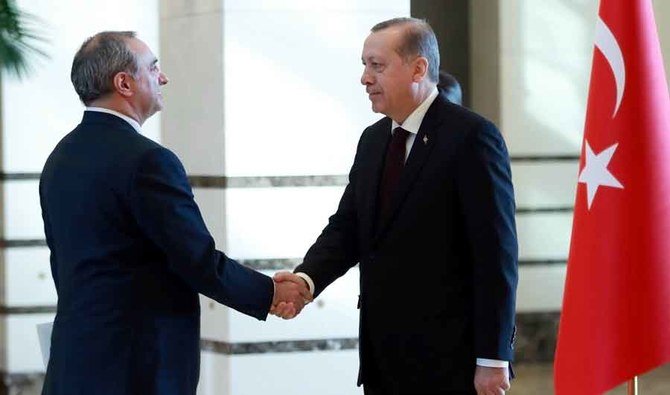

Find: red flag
554;0;670;393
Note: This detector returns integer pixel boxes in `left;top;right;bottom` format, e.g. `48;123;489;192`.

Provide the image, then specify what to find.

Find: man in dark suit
438;70;463;105
39;31;310;395
278;17;518;395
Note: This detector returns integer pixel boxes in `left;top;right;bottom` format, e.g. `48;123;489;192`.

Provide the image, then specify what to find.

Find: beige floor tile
511;363;670;395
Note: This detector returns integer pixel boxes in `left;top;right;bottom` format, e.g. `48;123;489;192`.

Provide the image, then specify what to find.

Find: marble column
159;1;409;394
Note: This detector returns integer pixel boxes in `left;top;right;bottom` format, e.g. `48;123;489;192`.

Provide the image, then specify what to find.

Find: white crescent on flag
595;16;626;118
579;17;626;210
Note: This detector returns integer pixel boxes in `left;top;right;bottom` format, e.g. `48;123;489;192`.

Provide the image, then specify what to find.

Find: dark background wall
411;0;470;106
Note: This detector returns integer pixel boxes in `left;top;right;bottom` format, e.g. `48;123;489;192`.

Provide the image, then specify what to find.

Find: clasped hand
270;272;312;319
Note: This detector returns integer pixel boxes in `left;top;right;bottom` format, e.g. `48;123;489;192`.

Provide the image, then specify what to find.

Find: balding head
70;31;138;105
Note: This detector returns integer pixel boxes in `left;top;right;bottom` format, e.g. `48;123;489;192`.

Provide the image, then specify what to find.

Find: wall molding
510;155;579;162
516;207;573;214
201;338;358;355
1;239;47;248
192;311;560;363
189;175;349;188
0;306;56;314
518;259;566;266
237;258;303;271
0;172;40;181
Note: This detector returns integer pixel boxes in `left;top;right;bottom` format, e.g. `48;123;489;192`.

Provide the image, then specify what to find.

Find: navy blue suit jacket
295;95;518;393
40;111;274;395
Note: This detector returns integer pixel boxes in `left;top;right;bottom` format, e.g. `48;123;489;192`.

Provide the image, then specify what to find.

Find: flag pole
627;376;638;395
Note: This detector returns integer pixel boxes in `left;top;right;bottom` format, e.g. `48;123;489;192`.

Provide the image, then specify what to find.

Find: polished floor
511;363;670;394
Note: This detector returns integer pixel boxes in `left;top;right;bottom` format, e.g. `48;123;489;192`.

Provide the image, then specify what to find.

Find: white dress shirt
85;107;142;133
391;86;439;160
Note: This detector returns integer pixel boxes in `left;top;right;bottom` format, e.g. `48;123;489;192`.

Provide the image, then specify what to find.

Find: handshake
270;272;313;319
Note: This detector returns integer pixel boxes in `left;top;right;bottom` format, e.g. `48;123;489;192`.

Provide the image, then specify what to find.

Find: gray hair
70;31;138;105
371;17;440;83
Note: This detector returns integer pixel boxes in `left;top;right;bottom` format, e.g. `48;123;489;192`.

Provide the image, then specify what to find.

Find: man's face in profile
126;38;169;123
360;26;419;122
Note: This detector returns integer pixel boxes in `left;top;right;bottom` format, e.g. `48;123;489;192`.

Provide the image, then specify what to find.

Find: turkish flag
554;0;670;393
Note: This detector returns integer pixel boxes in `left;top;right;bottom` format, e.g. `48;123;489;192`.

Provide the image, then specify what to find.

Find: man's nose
360;69;372;86
159;72;169;85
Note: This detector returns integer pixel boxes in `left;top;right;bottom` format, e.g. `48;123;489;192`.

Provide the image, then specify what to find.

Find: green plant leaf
0;0;49;79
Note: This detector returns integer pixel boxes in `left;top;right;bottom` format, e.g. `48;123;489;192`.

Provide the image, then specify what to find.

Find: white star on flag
578;140;624;210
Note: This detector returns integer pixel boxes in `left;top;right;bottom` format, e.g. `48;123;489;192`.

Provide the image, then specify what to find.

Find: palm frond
0;0;49;79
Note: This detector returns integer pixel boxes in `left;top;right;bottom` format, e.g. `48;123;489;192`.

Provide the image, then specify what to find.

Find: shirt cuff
295;272;315;297
476;358;509;368
271;280;276;304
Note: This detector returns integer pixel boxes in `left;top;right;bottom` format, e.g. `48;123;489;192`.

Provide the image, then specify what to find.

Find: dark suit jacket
39;111;274;395
295;95;518;393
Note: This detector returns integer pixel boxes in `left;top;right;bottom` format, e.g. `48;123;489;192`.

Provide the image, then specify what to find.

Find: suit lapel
375;100;444;240
361;119;392;243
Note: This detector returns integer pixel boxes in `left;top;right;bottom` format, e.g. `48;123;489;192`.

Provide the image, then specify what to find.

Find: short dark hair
371;17;440;83
70;31;138;105
438;70;462;105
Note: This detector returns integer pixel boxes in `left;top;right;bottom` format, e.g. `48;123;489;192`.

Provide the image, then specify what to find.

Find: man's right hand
271;272;312;319
474;365;510;395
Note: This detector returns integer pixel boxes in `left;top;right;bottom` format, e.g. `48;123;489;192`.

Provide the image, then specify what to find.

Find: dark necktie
378;127;410;223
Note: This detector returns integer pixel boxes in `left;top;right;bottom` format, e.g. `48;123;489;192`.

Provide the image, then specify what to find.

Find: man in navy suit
438;70;463;105
39;31;310;395
277;17;518;395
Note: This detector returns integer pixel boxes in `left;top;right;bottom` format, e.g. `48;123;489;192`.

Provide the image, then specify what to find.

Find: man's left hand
474;365;510;395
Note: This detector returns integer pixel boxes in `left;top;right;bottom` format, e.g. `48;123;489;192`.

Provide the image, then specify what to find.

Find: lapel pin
423;135;429;145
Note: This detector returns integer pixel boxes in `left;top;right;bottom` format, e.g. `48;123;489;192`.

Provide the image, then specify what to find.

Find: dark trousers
360;326;477;395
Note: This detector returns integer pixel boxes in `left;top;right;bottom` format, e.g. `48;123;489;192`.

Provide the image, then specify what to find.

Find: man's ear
113;72;134;98
412;56;429;83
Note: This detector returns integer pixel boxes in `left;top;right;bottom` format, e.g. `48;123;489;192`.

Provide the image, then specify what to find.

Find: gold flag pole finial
627;376;638;395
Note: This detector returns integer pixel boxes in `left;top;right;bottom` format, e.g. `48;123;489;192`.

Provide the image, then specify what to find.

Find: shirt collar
85;107;142;133
391;86;439;135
